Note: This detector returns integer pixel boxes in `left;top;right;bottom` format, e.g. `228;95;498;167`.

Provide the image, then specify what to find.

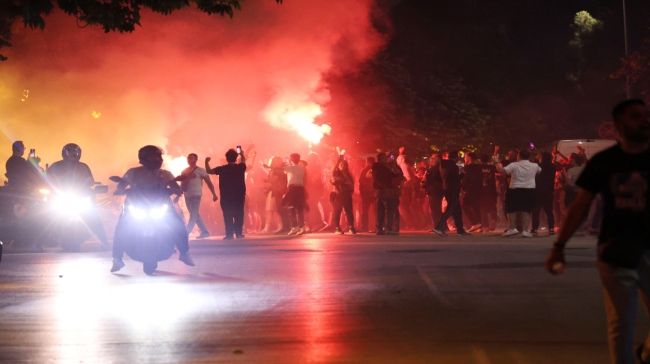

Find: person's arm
205;157;214;174
493;158;509;175
203;175;218;202
545;189;595;274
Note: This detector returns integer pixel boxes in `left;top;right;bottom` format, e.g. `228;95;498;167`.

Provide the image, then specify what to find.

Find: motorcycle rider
5;141;41;190
111;145;195;272
47;143;110;250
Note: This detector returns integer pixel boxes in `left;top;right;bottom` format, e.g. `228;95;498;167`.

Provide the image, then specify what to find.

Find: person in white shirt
494;149;542;237
178;153;218;239
265;153;307;235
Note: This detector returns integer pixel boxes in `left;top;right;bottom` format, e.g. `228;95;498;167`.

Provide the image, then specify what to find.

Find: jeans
185;195;209;234
221;195;245;237
463;192;481;225
598;251;650;364
532;191;555;231
435;189;465;233
375;189;398;232
427;193;443;228
360;191;375;231
332;193;354;230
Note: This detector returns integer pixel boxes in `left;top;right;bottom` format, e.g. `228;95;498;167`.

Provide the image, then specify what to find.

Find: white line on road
416;267;450;306
471;346;492;364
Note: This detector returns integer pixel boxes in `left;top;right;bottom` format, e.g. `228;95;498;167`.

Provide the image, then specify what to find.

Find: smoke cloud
0;0;384;180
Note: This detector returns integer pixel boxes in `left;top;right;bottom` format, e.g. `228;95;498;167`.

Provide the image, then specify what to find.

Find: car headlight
128;205;147;220
150;205;168;219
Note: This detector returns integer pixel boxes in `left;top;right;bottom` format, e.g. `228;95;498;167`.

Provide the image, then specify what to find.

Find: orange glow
163;155;188;177
263;101;331;144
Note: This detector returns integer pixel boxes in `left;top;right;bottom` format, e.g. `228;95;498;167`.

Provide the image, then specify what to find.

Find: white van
556;139;617;160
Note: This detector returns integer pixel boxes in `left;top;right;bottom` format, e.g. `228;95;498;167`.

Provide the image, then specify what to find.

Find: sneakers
236;234;245;239
431;228;447;237
295;227;306;236
521;231;533;238
502;228;519;237
335;228;344;235
197;231;211;239
349;227;357;235
457;231;471;236
386;230;399;236
468;224;482;232
288;227;300;236
111;258;125;272
530;229;538;235
179;253;195;266
223;236;234;240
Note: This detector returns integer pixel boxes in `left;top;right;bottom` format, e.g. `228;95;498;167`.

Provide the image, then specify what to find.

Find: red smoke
0;0;385;180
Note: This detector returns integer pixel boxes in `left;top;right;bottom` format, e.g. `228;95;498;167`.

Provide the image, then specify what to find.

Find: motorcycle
110;176;186;275
0;184;50;248
45;182;108;252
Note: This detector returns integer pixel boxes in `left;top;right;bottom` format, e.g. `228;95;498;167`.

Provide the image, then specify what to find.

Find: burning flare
163;155;188;176
263;99;331;145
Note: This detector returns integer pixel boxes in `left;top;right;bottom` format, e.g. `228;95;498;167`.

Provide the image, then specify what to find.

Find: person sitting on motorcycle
111;145;195;272
47;143;110;250
5;141;41;191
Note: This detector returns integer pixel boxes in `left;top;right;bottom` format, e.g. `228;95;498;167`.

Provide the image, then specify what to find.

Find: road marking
471;346;492;364
416;267;450;306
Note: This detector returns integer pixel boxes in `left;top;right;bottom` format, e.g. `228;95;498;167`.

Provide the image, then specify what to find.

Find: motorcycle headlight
150;205;168;219
54;194;92;214
128;205;147;220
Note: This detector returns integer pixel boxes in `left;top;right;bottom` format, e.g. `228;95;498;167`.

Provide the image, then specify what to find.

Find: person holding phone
4;141;41;191
206;147;247;240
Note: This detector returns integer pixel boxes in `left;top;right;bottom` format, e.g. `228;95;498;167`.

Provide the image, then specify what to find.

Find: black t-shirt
462;163;483;195
210;163;247;198
5;156;38;189
359;166;374;193
48;160;95;190
440;159;461;190
480;164;498;196
535;161;556;194
577;145;650;268
371;162;398;190
423;166;443;196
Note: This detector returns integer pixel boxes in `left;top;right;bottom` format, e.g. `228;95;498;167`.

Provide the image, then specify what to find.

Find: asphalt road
0;232;645;363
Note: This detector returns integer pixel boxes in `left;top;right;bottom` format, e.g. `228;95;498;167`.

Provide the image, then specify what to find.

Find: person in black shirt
206;148;247;240
432;151;469;236
479;154;498;232
5;141;40;190
423;154;444;231
531;152;556;235
462;152;483;232
370;153;402;235
546;99;650;364
359;156;376;232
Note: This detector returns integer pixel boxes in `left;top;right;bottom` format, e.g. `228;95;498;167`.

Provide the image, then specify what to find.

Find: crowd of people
177;140;601;240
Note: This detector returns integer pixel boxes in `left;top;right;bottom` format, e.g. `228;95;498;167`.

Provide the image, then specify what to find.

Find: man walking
462;152;483;232
531;151;556;235
359;156;376;232
206;148;247;240
432;151;470;236
179;153;218;239
494;149;541;237
370;153;402;235
423;154;444;231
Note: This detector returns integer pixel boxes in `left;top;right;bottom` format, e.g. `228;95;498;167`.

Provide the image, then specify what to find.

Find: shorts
504;188;535;213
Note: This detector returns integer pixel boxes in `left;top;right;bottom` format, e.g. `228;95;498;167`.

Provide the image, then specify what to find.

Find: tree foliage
612;22;650;104
0;0;282;61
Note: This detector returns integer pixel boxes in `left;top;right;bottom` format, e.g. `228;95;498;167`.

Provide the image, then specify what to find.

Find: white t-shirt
181;166;209;197
503;160;541;189
284;164;305;186
566;166;585;191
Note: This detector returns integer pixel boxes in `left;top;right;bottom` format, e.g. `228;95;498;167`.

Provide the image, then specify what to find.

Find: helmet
62;143;82;162
138;145;164;170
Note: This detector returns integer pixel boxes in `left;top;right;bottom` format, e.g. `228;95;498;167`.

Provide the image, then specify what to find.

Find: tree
0;0;282;61
612;22;650;103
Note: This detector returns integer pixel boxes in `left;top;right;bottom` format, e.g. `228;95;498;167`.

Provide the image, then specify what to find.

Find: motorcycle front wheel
143;260;158;275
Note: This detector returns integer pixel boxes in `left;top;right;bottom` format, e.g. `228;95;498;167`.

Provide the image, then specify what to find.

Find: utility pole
623;0;632;99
